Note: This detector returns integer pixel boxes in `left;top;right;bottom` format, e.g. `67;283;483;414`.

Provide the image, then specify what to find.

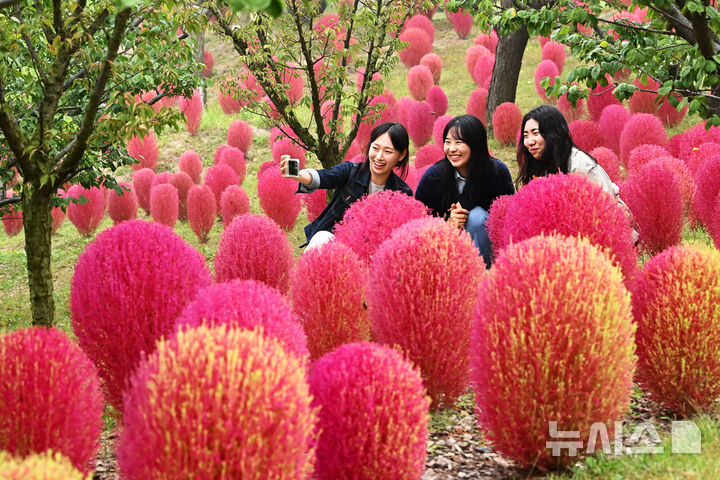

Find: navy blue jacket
299;161;413;243
415;158;514;218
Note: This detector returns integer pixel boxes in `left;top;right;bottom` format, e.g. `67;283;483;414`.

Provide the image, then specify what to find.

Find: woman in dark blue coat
415;114;514;267
281;122;412;250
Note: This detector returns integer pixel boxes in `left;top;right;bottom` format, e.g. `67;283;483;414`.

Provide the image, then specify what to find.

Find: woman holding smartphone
281;121;412;251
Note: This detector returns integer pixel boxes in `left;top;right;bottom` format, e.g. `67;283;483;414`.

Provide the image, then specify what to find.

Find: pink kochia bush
404;14;435;43
178;150;203;184
71;220;211;411
587;80;621;121
489;174;638;281
467;88;489;125
589;147;621;183
693;155;720;237
170;171;194;221
425;85;448;117
415;144;443;169
149;183;179;228
0;327;104;474
619;113;669;162
132;167;154;213
216;146;247;184
117;326;317;480
0;451;87;480
472;235;636;470
178;90;202;135
175;279;308;358
598;104;630;156
407;65;434;101
126;130;159;171
626;144;671;174
472;54;494;89
186;184;217;243
290;242;370;361
257;165;302;231
631;245;720;416
492;102;522;146
541;41;565;72
227;119;253;153
534;60;559;101
66;185;105;237
420;53;442;83
407;101;435;148
214;214;294;292
446;7;473;39
309;342;430;479
398;28;432;67
568;120;603;153
334;191;429;263
204;163;239;207
107;182;138;224
1;200;22;236
303;189;327;222
620;162;683;255
220;184;250;228
368;217;484;408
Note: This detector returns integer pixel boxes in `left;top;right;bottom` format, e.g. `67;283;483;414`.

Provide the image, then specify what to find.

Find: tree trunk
486;26;529;129
195;30;207;106
22;184;55;327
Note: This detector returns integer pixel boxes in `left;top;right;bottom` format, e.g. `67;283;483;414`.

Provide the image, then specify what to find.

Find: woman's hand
279;155;312;185
448;202;468;229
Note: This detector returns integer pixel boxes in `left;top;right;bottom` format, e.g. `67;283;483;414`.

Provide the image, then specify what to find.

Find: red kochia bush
587;80;622;121
632;245;720;416
407;65;434;101
369;217;484;408
71;220;211;411
0;327;104;474
425;85;448;117
693;155;720;236
149;183;179;228
628;77;660;114
472;235;635;470
175;279;308;358
466;88;489;125
619;113;669;163
227;119;253;153
0;451;87;479
178;150;203;184
626;144;671;174
492;102;522;146
334;191;430;263
204;163;239;207
271;136;307;167
598;104;630;156
472;54;494;89
290;242;370;361
257;165;302;231
170;171;193;221
433;114;453;146
541;41;565;72
66;185;105;237
465;45;490;79
132;167;154;214
202;49;214;77
446;7;473;39
420;53;443;84
215;214;294;292
657;93;688;127
407;101;435;148
492;174;638;281
309;342;430;479
220;184;250;228
126;130;159;171
568;120;603;153
186;184;217;243
415;144;443;169
108;182;138;224
557;92;586;122
404;14;435;43
1;200;22;237
117;326;316;480
398;28;432;67
589;147;622;183
178;90;202;136
686;141;720;175
534;60;559;101
51;191;66;234
217;146;247;184
620;162;683;255
475;30;498;53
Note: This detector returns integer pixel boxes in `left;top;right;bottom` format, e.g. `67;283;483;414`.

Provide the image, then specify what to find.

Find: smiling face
368;132;405;184
523;118;545;160
444;127;471;177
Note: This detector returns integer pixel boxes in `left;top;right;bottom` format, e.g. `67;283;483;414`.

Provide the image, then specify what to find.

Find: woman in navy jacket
281;122;412;250
415;114;514;267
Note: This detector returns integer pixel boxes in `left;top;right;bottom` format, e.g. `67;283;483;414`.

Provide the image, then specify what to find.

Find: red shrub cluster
309;342;430;479
407;101;434;148
628;77;660;114
632;245;720;416
178;150;203;184
404;14;435;42
408;65;434;101
472;235;635;469
425;85;448;118
117;326;316;480
0;452;86;479
415;144;443;169
187;184;217;243
534;60;559;101
589;147;622;183
465;45;490;79
541;41;565;72
492;102;522;146
303;189;327;222
334;190;429;263
626;144;671;174
657;93;688;127
398;28;432;67
587;80;621;121
51;190;66;234
149;184;179;228
1;199;22;237
217;80;243;114
215;214;294;292
368;217;484;408
475;30;498;53
433;114;453;146
66;185;105;237
619;113;669;163
557;92;586;122
126;130;159;171
71;220;211;411
202;49;213;77
227;120;253;154
472;54;494;89
568;120;603;153
446;7;473;39
290;242;370;360
0;327;104;474
178;90;202;136
271;136;307;167
220;184;250;228
170;171;193;221
598;104;630;156
175;279;308;357
204;163;239;207
216;146;247;184
394;96;414;129
466;88;488;125
132;167;154;214
108;182;138;224
693;155;720;237
686;141;720;175
257;164;302;231
420;53;443;83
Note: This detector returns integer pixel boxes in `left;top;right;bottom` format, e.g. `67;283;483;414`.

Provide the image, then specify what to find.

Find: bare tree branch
0;196;21;208
0;73;27;163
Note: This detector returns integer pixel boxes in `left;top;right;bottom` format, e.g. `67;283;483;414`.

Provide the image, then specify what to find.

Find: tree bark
486;25;529;129
22;183;55;327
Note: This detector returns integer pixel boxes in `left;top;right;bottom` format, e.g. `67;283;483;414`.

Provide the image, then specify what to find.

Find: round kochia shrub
178;90;202;135
466;87;488;124
425;85;448;117
178;150;202;184
534;60;559;101
132;167;154;213
619;113;668;163
215;214;294;292
589;147;621;183
446;7;473;39
472;235;635;470
334;190;429;263
126;130;158;171
0;327;104;474
186;184;217;243
227;119;253;153
568;120;603;154
257;165;302;231
491;174;638;281
414;144;443;169
492;102;522;146
598;104;630;156
290;242;370;361
632;245;720;416
66;185;105;237
0;452;87;480
216;145;247;184
406;100;434;148
420;53;442;83
398;28;431;67
1;201;22;237
309;342;430;479
204;163;239;206
407;65;433;101
107;182;138;224
71;220;211;411
220;184;250;228
117;325;317;480
170;171;194;221
149;183;178;228
175;279;308;358
368;217;484;408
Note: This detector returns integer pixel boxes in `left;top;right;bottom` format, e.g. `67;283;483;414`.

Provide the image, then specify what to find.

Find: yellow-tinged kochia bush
472;235;636;471
116;325;317;480
631;244;720;416
0;451;88;480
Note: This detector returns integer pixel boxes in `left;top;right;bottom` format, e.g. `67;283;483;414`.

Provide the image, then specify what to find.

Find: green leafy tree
458;0;720;124
0;0;201;326
202;0;428;169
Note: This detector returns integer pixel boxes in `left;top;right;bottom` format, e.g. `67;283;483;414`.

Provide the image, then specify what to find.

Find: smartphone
286;158;299;177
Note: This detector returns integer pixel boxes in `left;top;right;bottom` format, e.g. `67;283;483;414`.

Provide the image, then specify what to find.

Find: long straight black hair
516;105;575;188
436;114;494;208
359;121;410;180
